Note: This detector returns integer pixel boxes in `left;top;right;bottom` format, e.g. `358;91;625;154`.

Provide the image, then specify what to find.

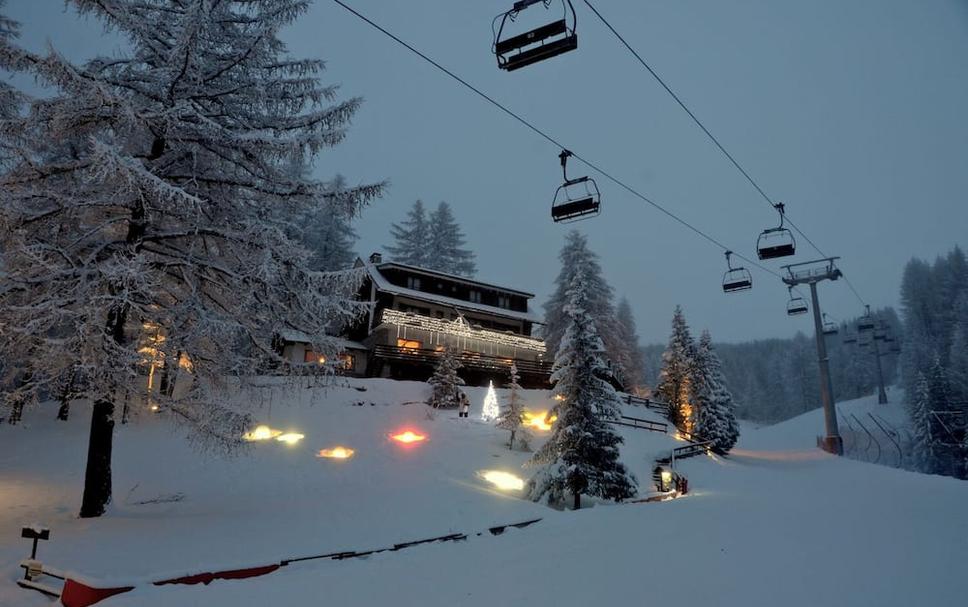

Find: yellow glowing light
243;425;283;441
390;430;427;444
523;410;556;431
317;446;355;459
661;470;673;483
553;394;565;401
149;404;160;412
480;470;525;491
275;432;305;445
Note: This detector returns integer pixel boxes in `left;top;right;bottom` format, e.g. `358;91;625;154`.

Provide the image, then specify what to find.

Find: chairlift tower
781;257;844;455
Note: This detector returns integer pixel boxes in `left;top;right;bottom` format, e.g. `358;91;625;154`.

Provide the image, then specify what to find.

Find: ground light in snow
275;432;305;446
242;425;283;441
523;410;556;431
389;430;427;445
479;470;525;491
481;381;499;421
317;446;355;459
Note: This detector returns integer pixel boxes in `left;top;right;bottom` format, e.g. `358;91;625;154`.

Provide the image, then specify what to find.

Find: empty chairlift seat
757;202;796;260
721;251;752;293
493;1;578;72
551;150;601;223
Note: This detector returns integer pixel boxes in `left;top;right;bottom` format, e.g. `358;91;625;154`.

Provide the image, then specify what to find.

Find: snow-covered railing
609;415;668;433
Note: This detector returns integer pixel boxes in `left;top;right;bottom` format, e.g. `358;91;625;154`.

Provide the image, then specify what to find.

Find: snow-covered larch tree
497;363;530;450
543;231;629;387
692;331;739;453
386;199;430;267
527;273;637;509
427;201;476;277
0;0;382;517
428;345;464;409
657;306;696;433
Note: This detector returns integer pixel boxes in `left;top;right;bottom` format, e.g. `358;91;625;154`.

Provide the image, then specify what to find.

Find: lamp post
781;258;844;456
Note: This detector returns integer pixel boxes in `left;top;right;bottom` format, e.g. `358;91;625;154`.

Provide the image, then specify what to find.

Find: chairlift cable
581;0;869;308
328;0;787;283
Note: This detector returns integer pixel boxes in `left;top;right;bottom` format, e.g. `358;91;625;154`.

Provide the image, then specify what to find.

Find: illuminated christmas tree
481;380;500;422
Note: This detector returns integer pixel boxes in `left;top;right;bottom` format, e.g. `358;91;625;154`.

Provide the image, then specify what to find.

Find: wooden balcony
372;345;552;376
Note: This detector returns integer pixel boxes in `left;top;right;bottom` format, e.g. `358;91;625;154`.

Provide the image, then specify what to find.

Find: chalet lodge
280;253;551;388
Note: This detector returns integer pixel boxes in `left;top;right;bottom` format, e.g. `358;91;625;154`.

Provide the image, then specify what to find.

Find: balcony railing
372;345;552;376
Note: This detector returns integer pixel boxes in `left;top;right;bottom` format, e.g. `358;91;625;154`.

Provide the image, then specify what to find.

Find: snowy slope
0;378;678;605
2;383;965;607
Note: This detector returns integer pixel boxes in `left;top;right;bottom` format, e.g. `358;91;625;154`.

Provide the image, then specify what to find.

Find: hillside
1;380;964;607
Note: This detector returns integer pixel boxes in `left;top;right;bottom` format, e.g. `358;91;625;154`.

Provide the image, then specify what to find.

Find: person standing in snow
458;391;470;418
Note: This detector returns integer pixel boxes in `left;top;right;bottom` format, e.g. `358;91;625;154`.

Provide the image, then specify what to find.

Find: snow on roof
277;330;366;351
360;259;543;324
375;261;535;299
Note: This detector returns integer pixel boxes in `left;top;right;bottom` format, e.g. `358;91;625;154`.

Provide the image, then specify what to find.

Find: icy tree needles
527;274;637;510
429;346;464;409
497;363;530;450
0;1;381;517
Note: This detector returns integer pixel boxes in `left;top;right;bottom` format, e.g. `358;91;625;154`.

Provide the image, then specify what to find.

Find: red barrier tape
61;579;133;607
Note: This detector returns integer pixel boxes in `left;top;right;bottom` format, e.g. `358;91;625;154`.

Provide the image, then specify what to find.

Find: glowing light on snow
275;432;305;445
243;425;282;441
481;381;500;422
317;446;355;459
523;410;556;431
390;430;427;445
553;394;565;401
480;470;525;491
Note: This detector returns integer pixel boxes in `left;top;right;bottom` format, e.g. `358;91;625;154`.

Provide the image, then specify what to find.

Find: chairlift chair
552;150;601;223
857;305;875;332
822;313;838;336
843;333;858;345
757;203;796;260
493;0;578;72
786;286;808;316
721;251;752;293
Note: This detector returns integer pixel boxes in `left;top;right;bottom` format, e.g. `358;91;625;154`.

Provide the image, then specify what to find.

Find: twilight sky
6;0;968;343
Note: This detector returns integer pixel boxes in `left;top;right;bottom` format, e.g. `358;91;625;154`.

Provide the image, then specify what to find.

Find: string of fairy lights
328;0;874;321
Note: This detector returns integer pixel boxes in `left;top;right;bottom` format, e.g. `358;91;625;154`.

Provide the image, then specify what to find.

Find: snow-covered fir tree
427;201;476;277
292;169;360;272
481;380;499;421
527;273;637;509
497;363;530;450
428;345;464;409
910;371;935;473
615;297;647;391
543;231;630;387
386;199;430;267
0;1;23;164
692;331;739;453
0;0;381;517
657;306;696;433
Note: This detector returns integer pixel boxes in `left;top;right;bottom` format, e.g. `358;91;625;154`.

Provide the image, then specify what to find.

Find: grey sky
6;0;968;344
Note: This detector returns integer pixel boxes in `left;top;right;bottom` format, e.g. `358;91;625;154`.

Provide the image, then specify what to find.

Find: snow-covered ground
1;381;965;607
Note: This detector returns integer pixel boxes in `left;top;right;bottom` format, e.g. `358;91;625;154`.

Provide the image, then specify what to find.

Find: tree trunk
56;399;71;422
573;492;581;510
508;430;515;450
79;399;115;517
7;399;24;425
57;367;77;421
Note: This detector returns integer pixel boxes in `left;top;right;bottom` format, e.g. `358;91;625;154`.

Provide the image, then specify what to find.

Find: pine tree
692;331;739;453
428;345;464;409
657;306;696;433
295;173;360;272
910;371;934;472
616;297;646;391
497;363;530;450
0;1;381;517
543;231;628;385
527;273;637;509
386;200;430;267
0;2;23;166
427;201;476;276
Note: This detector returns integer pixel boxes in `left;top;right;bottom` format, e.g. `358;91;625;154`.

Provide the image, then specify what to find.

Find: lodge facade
282;253;552;387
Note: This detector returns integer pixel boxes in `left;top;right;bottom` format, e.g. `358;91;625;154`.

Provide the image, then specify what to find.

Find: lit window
304;350;326;364
339;354;354;370
397;339;422;350
469;290;482;303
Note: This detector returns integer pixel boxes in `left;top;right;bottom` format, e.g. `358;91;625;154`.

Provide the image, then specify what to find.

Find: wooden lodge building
281;253;552;388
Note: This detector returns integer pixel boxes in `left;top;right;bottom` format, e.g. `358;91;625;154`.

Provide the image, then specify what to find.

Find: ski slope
1;380;965;607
